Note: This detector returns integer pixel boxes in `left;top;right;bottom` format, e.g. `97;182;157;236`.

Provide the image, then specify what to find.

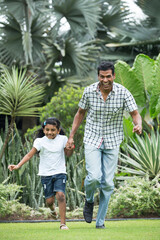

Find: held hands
8;164;20;171
133;124;142;135
65;137;75;150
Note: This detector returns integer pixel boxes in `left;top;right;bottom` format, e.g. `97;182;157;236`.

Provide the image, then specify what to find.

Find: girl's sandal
60;224;69;230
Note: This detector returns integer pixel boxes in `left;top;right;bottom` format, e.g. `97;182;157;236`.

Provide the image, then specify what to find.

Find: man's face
98;70;115;93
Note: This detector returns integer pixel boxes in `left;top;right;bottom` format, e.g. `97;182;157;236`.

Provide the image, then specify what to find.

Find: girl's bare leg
56;192;66;225
46;196;57;218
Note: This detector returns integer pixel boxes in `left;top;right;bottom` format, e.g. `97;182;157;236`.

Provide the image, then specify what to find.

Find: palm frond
52;0;101;37
136;0;160;21
44;38;100;77
0;64;44;117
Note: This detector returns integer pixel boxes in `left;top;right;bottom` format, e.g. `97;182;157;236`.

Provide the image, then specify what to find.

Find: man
67;61;142;228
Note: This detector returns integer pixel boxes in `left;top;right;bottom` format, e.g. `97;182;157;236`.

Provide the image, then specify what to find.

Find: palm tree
0;0;103;103
0;0;100;70
0;64;44;160
1;0;159;93
104;0;160;63
0;0;47;65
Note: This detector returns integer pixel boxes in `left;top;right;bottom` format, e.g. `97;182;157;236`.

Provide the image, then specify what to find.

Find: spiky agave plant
0;64;44;160
118;130;160;180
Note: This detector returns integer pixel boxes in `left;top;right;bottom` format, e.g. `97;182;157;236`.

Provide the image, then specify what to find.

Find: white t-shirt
33;135;68;176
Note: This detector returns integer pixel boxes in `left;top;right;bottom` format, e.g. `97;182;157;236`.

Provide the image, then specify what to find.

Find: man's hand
133;124;142;135
130;110;142;135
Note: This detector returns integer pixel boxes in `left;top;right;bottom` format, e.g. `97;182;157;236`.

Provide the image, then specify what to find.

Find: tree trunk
0;117;15;160
21;116;38;138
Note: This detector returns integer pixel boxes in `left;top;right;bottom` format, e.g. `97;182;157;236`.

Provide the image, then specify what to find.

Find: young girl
8;117;74;230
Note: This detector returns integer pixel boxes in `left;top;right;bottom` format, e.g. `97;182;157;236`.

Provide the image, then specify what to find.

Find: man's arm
129;110;142;135
67;107;86;147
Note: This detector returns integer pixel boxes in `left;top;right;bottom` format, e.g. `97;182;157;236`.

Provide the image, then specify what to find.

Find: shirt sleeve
124;88;138;112
33;138;41;151
78;88;89;109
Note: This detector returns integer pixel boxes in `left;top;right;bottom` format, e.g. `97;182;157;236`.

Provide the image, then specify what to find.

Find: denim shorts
41;174;67;199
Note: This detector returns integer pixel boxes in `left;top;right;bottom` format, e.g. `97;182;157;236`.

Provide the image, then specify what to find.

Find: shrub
39;86;85;146
108;175;160;218
0;181;48;220
25;86;85;147
0;182;22;217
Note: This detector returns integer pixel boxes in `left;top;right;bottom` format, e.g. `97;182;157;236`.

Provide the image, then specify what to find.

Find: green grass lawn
0;220;160;240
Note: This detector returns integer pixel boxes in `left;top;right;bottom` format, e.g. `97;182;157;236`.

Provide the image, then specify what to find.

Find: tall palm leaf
100;0;133;30
0;0;101;91
104;0;160;62
0;64;44;160
136;0;160;24
0;0;47;65
0;14;47;65
43;0;101;85
44;37;100;77
52;0;101;38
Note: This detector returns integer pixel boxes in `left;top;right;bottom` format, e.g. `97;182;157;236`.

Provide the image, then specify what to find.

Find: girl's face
43;124;60;139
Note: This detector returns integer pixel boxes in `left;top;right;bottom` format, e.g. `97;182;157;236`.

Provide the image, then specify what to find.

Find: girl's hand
66;137;74;149
65;143;75;150
8;164;20;171
64;143;75;157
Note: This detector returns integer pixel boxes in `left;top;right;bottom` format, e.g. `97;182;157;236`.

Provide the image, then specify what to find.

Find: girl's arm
8;147;37;171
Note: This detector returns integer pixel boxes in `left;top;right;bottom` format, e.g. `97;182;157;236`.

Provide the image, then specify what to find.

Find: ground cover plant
0;220;160;240
108;176;160;218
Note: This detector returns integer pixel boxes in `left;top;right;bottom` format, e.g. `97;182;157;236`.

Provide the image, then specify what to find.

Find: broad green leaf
132;54;155;93
115;60;146;106
149;54;160;117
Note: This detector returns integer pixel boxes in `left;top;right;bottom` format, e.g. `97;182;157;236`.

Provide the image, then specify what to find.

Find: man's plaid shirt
78;82;137;149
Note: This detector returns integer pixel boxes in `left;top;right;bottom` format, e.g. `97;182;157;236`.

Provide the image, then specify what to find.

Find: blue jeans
84;142;119;226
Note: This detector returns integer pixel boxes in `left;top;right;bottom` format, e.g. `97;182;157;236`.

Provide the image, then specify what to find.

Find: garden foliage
108;175;160;218
118;130;160;180
0;180;50;219
1;54;160;216
0;180;22;217
26;86;85;147
1;117;86;210
115;54;160;119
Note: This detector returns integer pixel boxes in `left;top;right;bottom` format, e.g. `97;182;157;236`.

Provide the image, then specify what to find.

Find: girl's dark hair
36;117;65;138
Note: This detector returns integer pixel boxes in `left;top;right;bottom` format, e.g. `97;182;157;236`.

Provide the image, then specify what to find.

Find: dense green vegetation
0;53;160;219
0;0;160;98
0;0;160;221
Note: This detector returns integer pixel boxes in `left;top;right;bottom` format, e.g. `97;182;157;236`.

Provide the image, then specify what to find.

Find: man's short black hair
97;61;115;75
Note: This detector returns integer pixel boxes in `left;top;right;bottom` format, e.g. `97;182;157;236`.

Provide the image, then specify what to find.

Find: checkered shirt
78;82;138;149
